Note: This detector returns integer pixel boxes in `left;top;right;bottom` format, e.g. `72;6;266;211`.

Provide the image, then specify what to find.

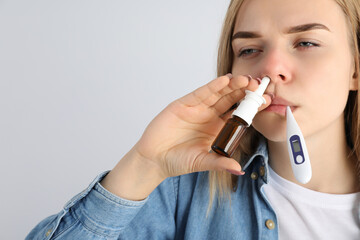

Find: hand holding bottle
135;74;272;178
101;74;272;200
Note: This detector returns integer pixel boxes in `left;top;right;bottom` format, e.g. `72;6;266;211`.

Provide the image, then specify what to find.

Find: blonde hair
208;0;360;211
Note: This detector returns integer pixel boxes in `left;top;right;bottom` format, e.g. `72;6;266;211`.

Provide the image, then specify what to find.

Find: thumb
193;151;244;175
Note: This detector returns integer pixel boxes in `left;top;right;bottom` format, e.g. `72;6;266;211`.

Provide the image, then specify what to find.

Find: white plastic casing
232;76;270;126
286;106;312;184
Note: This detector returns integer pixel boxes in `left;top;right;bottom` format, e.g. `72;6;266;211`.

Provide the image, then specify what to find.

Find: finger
218;75;250;96
214;80;272;116
245;78;261;92
259;94;272;111
212;78;258;116
212;89;245;116
211;75;251;116
191;150;242;173
178;75;231;107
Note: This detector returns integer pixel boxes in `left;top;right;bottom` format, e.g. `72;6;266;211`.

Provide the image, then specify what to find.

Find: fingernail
226;73;233;79
226;169;245;176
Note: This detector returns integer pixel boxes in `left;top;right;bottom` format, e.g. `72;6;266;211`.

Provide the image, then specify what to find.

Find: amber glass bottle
211;115;248;157
211;76;270;158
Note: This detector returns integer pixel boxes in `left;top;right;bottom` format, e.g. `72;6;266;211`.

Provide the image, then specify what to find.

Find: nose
259;48;292;84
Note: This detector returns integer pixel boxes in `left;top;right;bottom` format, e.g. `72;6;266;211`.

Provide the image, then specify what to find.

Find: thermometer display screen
292;140;301;153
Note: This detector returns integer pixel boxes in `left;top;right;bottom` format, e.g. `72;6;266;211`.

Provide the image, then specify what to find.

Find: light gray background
0;1;230;239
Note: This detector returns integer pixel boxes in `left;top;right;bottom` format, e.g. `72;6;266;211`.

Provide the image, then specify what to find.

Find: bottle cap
232;76;270;126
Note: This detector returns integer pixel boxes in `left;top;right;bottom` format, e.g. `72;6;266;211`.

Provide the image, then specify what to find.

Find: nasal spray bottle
211;76;270;157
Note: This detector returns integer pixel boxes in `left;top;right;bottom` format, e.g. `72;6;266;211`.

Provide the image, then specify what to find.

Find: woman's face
231;0;358;142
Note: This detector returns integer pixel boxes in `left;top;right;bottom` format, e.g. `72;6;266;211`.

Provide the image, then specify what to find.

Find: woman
27;0;360;239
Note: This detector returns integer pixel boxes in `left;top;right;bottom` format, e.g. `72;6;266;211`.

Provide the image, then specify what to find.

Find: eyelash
238;48;259;57
297;41;320;48
237;41;320;58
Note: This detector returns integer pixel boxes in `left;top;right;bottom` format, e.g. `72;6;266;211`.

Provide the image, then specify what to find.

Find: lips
264;96;296;115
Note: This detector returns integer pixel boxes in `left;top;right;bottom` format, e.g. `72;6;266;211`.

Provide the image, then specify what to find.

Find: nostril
279;74;285;80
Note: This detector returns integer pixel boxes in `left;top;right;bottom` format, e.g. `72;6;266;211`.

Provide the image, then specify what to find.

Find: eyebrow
231;23;331;41
287;23;330;33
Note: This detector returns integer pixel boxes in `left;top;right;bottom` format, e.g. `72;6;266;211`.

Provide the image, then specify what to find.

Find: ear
350;71;359;91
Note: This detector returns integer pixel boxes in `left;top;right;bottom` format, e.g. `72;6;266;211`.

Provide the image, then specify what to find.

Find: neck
267;115;358;194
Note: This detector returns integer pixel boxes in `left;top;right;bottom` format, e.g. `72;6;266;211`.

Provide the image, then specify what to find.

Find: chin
252;111;288;142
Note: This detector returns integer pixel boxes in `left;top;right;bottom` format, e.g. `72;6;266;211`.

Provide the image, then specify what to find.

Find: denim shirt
26;139;279;240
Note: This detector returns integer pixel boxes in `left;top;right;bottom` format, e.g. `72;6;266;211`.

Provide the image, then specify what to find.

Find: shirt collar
242;136;270;183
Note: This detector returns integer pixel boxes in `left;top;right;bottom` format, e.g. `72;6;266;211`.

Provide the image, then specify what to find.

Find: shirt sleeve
25;171;180;240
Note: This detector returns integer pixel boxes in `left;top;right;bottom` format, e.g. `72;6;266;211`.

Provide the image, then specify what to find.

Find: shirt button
259;166;265;177
45;229;52;237
265;219;275;230
251;172;258;180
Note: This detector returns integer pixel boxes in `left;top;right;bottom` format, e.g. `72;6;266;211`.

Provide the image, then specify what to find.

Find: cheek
295;43;352;112
304;51;352;118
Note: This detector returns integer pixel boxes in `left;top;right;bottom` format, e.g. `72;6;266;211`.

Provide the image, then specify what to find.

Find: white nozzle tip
261;76;270;85
255;76;271;95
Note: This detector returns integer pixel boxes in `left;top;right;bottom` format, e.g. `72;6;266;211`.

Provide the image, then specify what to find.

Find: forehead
234;0;347;33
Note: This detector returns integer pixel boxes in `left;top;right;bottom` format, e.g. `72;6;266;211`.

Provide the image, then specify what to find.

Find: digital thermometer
286;106;312;184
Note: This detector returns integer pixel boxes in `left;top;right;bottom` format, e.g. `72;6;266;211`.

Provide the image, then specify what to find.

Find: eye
237;48;261;58
296;41;320;49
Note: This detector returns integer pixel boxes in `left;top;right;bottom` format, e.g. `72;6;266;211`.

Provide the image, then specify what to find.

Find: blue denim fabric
26;139;279;239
